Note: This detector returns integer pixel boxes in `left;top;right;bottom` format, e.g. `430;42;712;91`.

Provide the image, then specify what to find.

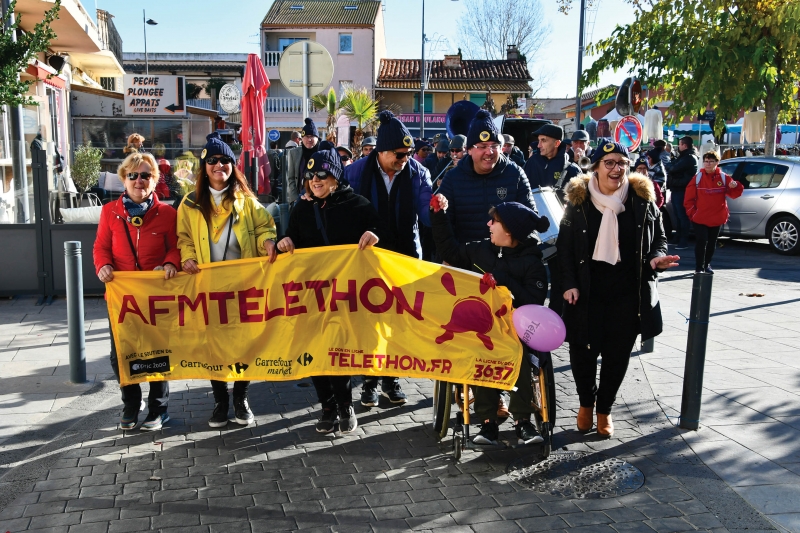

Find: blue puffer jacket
437;154;535;244
344;153;432;258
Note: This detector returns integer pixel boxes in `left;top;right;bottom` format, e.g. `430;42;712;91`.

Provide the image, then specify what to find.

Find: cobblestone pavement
0;237;796;533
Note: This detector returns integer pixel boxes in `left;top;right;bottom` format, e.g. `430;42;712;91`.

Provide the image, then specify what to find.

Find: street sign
698;110;716;122
268;129;281;142
614;115;643;151
123;75;186;116
278;40;334;98
219;84;241;114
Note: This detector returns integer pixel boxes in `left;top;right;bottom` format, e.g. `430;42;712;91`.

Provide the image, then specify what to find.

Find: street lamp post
143;10;158;74
420;0;426;138
574;0;586;130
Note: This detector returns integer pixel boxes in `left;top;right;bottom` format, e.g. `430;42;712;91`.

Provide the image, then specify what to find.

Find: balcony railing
96;10;123;66
264;51;282;68
266;97;312;114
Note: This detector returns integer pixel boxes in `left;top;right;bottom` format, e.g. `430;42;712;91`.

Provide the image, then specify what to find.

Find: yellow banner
107;245;523;389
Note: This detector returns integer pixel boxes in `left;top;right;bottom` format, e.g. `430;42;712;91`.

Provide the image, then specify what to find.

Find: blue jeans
671;189;690;246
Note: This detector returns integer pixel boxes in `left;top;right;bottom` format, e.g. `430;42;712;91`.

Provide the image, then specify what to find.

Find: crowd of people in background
102;110;742;443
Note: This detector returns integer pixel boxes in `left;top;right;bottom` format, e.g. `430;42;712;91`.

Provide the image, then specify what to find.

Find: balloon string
473;264;486;273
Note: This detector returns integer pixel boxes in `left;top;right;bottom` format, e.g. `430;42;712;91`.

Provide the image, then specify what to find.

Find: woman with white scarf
557;142;679;437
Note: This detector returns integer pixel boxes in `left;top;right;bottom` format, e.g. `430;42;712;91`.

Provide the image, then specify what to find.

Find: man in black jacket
523;124;581;192
665;136;699;249
502;135;526;167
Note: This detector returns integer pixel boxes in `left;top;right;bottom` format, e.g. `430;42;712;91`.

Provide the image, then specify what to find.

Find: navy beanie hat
414;139;432;153
376;110;413;152
591;140;630;165
467;110;501;147
306;145;343;183
494;202;550;242
302;118;319;138
201;132;236;164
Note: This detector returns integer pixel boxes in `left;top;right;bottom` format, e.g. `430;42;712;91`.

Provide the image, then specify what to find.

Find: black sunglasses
450;148;463;153
340;155;351;162
304;170;331;181
127;172;153;181
392;149;414;160
206;156;233;165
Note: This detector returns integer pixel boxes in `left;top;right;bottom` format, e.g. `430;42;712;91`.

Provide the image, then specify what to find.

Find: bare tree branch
456;0;549;60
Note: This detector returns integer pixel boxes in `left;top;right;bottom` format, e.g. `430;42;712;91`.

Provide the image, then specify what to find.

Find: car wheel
660;207;673;240
767;216;800;255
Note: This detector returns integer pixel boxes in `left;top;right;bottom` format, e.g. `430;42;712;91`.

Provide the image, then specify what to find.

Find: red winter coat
93;195;181;274
684;168;744;227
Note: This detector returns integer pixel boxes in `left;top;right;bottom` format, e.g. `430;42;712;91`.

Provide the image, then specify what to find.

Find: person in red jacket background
93;151;180;432
684;150;743;273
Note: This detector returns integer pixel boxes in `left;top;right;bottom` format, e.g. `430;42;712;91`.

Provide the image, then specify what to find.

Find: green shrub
71;143;103;192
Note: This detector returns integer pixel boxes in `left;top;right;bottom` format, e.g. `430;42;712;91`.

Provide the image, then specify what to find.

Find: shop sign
219;84;241;114
123;75;186;116
397;114;446;125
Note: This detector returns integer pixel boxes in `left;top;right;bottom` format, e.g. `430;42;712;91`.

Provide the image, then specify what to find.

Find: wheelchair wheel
532;359;556;457
432;380;452;440
452;432;462;461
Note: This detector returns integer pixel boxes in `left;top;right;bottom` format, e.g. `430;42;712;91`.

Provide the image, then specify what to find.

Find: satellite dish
278;41;334;98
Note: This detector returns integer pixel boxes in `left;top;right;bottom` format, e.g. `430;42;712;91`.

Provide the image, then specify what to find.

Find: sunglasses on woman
304;170;331;181
127;172;153;181
206;156;233;165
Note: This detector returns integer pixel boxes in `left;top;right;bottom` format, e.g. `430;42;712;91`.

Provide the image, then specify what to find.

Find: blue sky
100;0;636;98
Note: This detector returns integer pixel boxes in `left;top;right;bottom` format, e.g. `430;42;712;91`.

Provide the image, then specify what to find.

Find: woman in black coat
277;147;382;436
558;141;679;437
431;194;550;447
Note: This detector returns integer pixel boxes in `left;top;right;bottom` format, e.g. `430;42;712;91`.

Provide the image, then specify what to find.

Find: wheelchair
431;350;557;461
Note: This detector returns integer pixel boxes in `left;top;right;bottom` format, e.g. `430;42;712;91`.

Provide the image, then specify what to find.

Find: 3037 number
473;364;513;381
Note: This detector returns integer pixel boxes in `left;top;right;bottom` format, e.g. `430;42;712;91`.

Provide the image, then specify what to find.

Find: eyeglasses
127;172;153;181
304;170;331;181
340;156;351;162
450;148;463;154
601;159;630;170
392;149;414;160
206;156;233;165
473;143;501;152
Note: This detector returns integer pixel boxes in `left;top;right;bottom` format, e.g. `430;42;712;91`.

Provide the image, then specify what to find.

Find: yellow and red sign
106;245;523;389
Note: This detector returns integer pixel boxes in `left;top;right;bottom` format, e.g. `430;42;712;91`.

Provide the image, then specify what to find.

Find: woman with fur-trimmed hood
557;141;680;438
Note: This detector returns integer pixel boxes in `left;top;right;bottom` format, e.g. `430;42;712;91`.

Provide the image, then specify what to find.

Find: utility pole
419;0;426;138
574;0;587;131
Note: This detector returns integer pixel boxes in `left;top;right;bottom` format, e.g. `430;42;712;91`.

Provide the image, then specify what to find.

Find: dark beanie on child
306;145;343;182
494;202;550;241
376;110;413;152
302;118;319;138
201;132;236;164
467;109;501;147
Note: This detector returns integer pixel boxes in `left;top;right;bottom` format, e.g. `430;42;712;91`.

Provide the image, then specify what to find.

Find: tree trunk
353;128;364;156
764;91;780;157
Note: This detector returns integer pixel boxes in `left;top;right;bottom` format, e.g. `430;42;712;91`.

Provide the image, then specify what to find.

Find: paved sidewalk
0;237;797;533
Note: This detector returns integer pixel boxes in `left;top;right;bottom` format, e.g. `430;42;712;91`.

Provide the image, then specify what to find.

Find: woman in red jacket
684;150;743;273
93;152;181;431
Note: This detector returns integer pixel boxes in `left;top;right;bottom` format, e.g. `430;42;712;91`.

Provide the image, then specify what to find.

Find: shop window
339;33;353;54
413;93;433;114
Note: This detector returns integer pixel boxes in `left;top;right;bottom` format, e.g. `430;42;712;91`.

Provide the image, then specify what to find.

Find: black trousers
108;319;168;414
210;380;250;404
569;326;638;415
312;376;353;410
693;223;722;272
473;353;533;422
362;376;399;390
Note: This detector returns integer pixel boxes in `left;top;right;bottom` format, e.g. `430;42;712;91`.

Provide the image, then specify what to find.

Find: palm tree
339;86;380;154
310;87;339;145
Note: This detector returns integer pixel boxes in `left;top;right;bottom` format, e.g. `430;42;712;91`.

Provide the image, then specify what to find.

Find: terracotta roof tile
378;80;533;92
262;0;381;27
377;58;532;83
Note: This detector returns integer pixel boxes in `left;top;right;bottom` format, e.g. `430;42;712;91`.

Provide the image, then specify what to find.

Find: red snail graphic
435;272;508;350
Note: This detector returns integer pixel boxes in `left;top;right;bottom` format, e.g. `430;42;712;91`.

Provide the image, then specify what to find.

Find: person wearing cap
94;151;178;432
413;139;433;164
336;145;353;167
344;110;433;407
437;110;535;244
360;136;377;159
285;118;321;203
645;149;666;208
177;132;278;429
558;141;679;437
665;136;699;249
277;146;382;435
432;135;466;187
502;135;526;167
427;139;449;175
570;128;592;165
430;194;550;446
523;124;581;193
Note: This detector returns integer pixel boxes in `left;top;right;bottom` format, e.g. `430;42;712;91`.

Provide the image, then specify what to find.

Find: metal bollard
65;241;86;383
641;337;655;353
679;272;714;430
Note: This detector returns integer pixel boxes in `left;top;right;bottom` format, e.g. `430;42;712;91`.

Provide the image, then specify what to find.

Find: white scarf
588;173;629;265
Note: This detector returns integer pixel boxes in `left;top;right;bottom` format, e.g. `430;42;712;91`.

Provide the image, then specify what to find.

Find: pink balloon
512;304;566;352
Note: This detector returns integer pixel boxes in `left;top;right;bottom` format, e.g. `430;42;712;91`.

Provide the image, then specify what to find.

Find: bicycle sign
614;115;643;151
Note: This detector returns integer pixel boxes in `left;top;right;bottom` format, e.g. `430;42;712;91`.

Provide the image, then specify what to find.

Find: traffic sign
268;129;281;142
614;115;643;151
278;40;334;98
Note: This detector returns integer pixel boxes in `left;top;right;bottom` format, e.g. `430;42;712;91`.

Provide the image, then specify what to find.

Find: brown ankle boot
597;413;614;437
577;406;593;432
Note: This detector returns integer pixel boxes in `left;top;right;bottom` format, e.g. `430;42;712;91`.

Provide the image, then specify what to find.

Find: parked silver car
663;155;800;255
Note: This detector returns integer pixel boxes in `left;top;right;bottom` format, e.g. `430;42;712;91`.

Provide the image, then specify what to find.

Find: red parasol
238;53;271;194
